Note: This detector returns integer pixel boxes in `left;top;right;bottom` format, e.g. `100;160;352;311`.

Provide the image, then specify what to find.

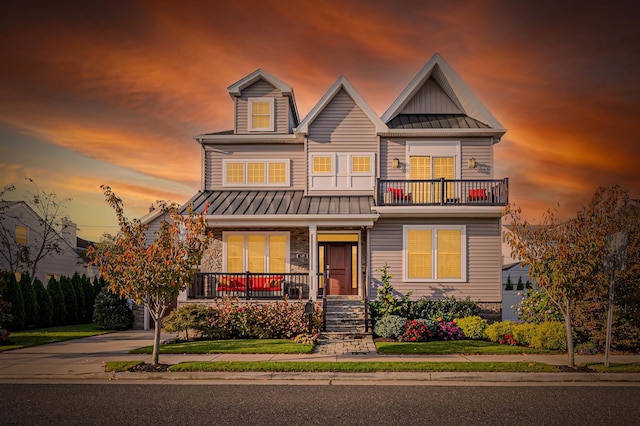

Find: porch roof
387;113;490;129
183;190;376;217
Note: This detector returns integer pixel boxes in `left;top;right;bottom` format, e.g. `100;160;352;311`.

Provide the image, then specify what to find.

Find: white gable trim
227;68;292;96
381;53;504;130
296;76;388;134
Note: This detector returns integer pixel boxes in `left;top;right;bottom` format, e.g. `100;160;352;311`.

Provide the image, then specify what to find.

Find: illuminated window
313;156;332;173
223;160;289;186
15;225;27;244
351;156;371;173
223;232;289;273
248;98;274;131
404;225;466;281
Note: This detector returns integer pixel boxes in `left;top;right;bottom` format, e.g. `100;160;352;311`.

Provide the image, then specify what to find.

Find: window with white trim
223;232;289;273
309;152;375;190
403;225;466;282
223;159;290;186
248;97;275;131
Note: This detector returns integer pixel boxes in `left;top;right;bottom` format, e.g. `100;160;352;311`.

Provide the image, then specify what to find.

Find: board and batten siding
235;80;290;134
369;217;501;302
399;78;462;115
203;144;304;190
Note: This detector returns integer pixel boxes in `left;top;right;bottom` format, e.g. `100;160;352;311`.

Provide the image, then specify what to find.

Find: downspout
365;226;371;332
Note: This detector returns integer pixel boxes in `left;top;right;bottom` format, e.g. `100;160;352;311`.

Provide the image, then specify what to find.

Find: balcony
189;272;309;300
377;178;508;206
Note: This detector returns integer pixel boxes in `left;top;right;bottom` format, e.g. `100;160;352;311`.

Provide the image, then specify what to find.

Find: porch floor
314;333;376;356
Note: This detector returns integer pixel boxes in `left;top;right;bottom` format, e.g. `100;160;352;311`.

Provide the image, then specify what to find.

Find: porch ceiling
182;190;375;217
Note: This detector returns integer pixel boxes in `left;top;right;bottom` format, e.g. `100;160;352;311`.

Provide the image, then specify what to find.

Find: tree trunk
151;308;162;365
565;298;574;367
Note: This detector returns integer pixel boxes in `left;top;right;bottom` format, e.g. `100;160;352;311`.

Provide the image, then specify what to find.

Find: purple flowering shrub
435;320;464;341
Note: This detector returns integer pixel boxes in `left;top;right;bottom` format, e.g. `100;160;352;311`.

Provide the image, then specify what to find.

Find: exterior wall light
468;157;476;169
393;158;400;169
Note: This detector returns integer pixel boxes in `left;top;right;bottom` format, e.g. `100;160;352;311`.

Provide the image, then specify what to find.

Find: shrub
2;273;25;330
530;321;566;350
505;275;513;291
369;264;411;323
401;319;432;342
59;276;78;324
162;304;212;340
484;321;515;342
435;320;464;341
47;277;66;326
498;334;517;346
19;273;38;328
512;322;538;346
292;333;318;344
516;277;525;290
71;273;86;323
373;315;406;340
82;275;95;323
407;296;476;322
516;287;563;324
92;287;133;330
32;278;53;328
457;315;487;340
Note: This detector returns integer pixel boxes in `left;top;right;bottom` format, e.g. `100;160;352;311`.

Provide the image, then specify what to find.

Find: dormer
227;69;300;134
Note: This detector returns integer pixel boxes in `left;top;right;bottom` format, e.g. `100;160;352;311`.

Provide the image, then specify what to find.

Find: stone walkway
314;333;377;355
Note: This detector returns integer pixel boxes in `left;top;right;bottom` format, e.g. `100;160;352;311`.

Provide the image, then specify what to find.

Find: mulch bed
128;363;170;373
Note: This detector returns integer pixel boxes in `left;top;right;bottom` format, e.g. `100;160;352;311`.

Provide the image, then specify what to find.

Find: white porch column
309;224;318;301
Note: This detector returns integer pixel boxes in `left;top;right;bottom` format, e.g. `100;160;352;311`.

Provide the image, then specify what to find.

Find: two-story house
174;53;508;331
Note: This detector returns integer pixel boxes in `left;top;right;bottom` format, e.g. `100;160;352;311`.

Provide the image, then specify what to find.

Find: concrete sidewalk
0;330;638;384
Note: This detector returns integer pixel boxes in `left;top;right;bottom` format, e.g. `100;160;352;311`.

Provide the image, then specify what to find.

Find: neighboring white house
501;224;531;321
0;201;91;283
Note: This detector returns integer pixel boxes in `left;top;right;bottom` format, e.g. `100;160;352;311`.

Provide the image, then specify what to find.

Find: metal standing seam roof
387;114;490;129
182;191;375;216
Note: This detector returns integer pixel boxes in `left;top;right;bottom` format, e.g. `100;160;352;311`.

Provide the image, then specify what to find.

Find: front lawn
376;340;558;355
584;363;640;373
130;339;315;355
0;323;115;352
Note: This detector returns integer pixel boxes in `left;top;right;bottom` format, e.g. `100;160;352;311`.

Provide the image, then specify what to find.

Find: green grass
130;339;315;355
376;340;557;355
584;363;640;373
168;361;557;373
105;361;144;372
0;323;115;352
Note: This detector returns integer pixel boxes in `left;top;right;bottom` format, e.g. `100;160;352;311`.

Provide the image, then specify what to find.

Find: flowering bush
515;287;562;324
435;320;464;341
484;321;515;342
292;333;318;344
498;334;517;346
401;319;432;342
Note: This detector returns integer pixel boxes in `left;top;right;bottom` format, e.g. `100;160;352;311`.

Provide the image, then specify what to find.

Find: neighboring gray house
0;201;83;283
151;53;509;331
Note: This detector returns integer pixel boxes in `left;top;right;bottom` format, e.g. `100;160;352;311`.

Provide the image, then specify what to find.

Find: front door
319;242;357;296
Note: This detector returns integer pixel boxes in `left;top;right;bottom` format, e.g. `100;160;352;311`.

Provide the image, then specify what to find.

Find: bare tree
0;179;72;284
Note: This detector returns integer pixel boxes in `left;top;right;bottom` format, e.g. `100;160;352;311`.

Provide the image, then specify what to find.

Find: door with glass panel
409;156;455;204
318;242;358;296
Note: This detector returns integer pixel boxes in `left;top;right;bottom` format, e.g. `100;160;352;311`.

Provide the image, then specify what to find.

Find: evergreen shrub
484;320;515;342
457;315;487;340
373;315;406;340
93;287;133;330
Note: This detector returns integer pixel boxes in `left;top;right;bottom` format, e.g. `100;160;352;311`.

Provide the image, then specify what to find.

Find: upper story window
223;159;290;187
309;152;375;191
15;225;27;244
248;97;275;131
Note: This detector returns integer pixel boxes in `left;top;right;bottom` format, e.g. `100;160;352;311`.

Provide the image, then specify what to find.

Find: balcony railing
377;178;508;206
189;272;309;300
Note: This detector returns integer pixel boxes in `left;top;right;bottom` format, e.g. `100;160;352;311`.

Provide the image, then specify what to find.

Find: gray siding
308;89;378;152
369;217;501;302
235;79;290;134
380;138;407;180
204;144;304;190
400;78;462;114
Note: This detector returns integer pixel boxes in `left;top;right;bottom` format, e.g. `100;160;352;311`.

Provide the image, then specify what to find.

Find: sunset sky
1;0;639;241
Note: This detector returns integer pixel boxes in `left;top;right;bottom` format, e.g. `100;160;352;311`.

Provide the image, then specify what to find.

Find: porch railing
377;178;508;206
189;272;309;300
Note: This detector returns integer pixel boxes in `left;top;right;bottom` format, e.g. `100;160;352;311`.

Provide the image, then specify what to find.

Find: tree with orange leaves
506;185;638;367
88;186;210;365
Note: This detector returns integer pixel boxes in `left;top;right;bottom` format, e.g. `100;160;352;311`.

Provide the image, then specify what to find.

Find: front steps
323;295;368;333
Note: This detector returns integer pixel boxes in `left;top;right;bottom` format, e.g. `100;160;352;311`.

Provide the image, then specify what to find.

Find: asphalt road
2;384;639;425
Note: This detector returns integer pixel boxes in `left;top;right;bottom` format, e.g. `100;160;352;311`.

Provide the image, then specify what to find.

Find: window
309;153;375;190
403;225;466;282
223;159;290;186
248;97;275;131
407;141;460;203
15;225;27;244
223;232;289;273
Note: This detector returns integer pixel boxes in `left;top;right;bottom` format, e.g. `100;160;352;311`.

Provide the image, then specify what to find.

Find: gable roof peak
297;75;387;134
227;68;293;96
381;53;504;130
